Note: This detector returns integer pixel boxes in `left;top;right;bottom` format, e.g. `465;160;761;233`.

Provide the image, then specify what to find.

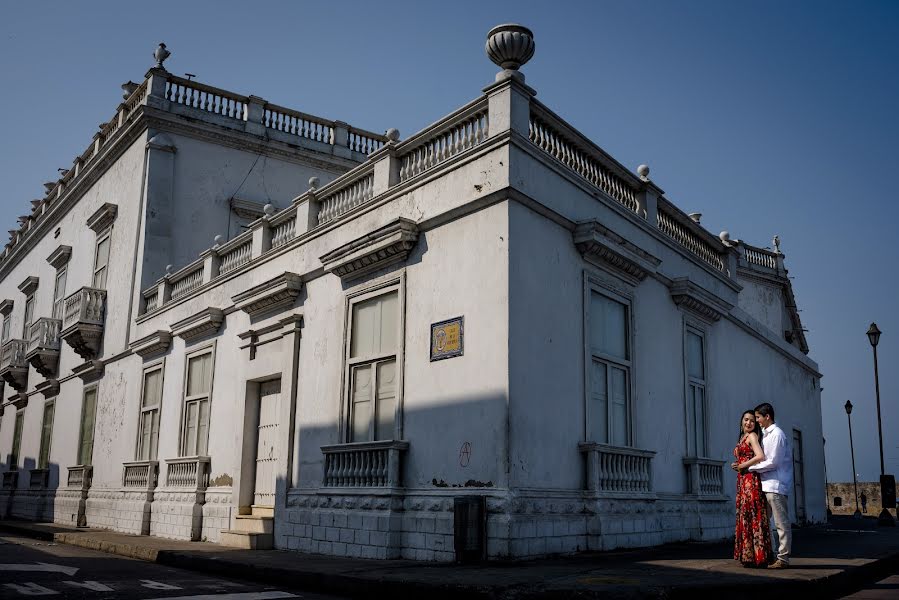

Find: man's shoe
767;559;789;569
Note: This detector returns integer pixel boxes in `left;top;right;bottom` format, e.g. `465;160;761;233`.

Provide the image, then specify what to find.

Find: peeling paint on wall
210;473;233;487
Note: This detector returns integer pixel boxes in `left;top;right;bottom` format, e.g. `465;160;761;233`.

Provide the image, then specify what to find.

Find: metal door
792;429;806;521
253;379;281;506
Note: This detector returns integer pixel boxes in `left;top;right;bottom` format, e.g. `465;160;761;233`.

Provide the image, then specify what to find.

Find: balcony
578;442;656;497
29;468;49;490
0;339;28;392
66;465;93;490
683;457;726;497
61;287;106;360
122;460;159;490
321;440;409;488
26;317;62;377
164;456;210;491
1;471;18;490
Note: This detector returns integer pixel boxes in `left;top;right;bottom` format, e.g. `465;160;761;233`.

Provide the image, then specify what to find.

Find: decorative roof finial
263;204;276;218
213;235;224;248
386;128;400;142
688;213;702;224
773;235;781;254
637;164;650;181
308;176;320;191
154;43;171;69
486;24;535;83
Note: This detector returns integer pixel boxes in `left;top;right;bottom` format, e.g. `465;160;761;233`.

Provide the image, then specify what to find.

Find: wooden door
253;380;281;506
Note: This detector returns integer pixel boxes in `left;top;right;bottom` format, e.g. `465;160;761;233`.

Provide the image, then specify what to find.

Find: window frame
136;359;165;461
92;228;112;289
10;410;24;469
340;274;406;443
78;386;99;466
22;293;35;338
583;274;635;447
682;322;709;458
52;266;68;320
179;342;216;457
38;400;55;469
1;314;10;343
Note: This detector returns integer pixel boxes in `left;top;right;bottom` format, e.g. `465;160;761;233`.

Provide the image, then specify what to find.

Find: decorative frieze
86;203;118;233
320;218;418;281
129;330;172;357
232;272;302;318
573;220;660;286
171;308;224;341
668;278;733;323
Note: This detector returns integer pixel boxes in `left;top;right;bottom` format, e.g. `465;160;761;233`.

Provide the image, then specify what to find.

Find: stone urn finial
688;212;702;224
121;80;139;100
637;164;650;181
154;43;171;69
263;203;276;219
308;176;320;191
486;24;535;82
385;128;400;142
213;235;224;248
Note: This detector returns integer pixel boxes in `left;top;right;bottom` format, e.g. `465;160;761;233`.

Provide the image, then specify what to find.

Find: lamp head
867;322;882;348
845;400;853;415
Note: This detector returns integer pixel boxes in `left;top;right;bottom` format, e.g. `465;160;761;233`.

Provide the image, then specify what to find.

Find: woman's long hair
738;410;762;442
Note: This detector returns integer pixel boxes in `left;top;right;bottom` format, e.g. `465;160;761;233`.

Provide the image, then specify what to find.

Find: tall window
93;231;111;288
1;314;10;342
52;267;67;320
182;350;213;456
685;328;707;457
587;288;630;446
38;401;55;469
137;365;163;461
22;294;35;338
347;289;399;442
78;388;98;466
10;411;24;469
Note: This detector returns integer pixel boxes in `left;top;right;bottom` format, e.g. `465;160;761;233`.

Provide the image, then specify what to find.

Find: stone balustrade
169;262;204;301
29;468;49;490
321;440;409;488
1;471;18;490
0;339;29;392
61;287;106;360
657;200;728;274
164;456;210;490
683;457;726;496
579;442;656;495
218;238;253;275
26;317;62;378
741;243;781;271
67;465;93;490
122;460;159;490
317;170;375;224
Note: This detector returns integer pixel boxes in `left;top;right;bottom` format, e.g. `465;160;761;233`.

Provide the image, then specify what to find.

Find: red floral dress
734;436;771;566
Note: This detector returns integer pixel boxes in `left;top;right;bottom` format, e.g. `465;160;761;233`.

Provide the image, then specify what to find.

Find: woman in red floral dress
732;410;772;567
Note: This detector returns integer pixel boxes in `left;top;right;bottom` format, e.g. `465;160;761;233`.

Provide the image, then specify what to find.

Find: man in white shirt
748;402;793;569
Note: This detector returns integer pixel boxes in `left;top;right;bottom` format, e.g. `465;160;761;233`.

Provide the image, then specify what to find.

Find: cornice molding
18;276;39;296
86;203;118;233
129;330;173;358
46;245;73;270
320;218;418;282
669;278;734;323
72;360;104;383
171;308;224;341
232;272;302;318
230;197;266;221
573;220;660;286
0;299;13;316
35;379;60;399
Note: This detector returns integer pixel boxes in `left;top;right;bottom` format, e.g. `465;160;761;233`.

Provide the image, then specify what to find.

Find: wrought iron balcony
61;287;106;360
26;317;62;378
0;339;29;392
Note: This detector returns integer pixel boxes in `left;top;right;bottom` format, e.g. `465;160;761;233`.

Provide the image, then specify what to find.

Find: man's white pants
765;492;791;563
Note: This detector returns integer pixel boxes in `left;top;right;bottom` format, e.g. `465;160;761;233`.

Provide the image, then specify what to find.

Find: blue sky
1;1;897;486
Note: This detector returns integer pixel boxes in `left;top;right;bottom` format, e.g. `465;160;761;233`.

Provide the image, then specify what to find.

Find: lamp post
846;400;862;518
867;323;896;526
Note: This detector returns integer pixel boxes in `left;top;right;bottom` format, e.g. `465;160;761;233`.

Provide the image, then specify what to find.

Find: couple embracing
732;403;793;569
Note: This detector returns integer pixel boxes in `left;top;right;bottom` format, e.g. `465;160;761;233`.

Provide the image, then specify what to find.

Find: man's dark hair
754;402;775;421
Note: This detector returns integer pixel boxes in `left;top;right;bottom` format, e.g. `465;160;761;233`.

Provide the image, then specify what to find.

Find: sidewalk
2;516;898;599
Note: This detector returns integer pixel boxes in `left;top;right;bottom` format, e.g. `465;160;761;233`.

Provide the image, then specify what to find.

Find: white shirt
748;423;793;495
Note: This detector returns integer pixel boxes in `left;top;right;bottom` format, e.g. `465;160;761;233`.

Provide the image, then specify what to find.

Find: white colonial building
0;27;822;561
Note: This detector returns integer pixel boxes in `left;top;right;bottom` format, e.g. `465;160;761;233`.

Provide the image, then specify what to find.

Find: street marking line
2;582;59;596
140;579;182;590
63;580;114;591
0;563;79;576
147;593;299;600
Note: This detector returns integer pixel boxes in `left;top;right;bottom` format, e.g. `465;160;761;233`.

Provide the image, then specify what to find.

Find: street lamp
845;400;861;519
867;322;896;526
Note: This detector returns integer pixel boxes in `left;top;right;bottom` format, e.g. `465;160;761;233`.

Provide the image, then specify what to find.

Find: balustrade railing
144;288;159;313
67;465;93;489
321;440;409;488
0;339;28;371
317;171;375;224
265;103;333;143
165;456;210;490
398;100;488;182
29;469;49;490
529;105;640;214
122;460;159;489
347;127;385;155
742;244;778;270
166;75;247;121
169;265;204;301
683;457;725;496
579;442;656;494
2;471;18;490
271;214;297;249
28;317;62;354
218;240;252;275
657;203;727;273
63;287;106;330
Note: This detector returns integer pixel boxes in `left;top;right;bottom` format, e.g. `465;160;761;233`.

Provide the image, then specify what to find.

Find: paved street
0;535;347;600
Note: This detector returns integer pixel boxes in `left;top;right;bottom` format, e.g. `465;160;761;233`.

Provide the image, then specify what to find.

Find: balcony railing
657;201;727;274
61;287;106;360
321;440;409;488
26;317;62;377
1;471;18;490
122;460;159;490
683;457;726;497
66;465;93;490
29;468;49;490
164;456;210;490
579;442;656;495
0;339;28;392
